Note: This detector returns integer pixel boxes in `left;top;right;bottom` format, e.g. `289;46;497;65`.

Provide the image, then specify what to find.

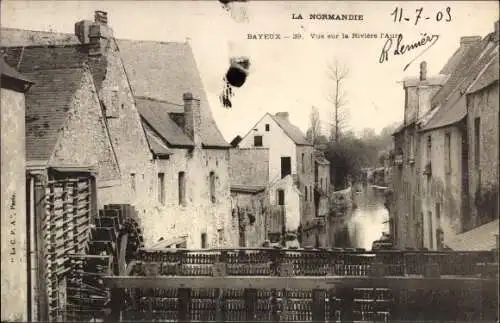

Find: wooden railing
100;248;498;322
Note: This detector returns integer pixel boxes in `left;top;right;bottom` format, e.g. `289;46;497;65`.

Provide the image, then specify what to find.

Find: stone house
390;62;447;250
117;38;234;249
1;11;235;249
390;22;499;251
1;59;33;322
446;22;499;251
237;112;316;240
229;147;269;247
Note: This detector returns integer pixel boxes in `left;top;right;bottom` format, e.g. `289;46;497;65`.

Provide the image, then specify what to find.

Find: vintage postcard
1;0;498;322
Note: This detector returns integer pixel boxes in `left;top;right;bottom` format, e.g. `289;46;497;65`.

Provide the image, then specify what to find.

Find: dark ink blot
226;66;246;87
226;57;250;87
220;57;250;109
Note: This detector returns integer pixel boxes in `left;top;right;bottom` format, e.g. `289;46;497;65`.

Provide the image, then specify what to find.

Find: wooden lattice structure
59;204;144;322
102;248;499;322
33;169;98;321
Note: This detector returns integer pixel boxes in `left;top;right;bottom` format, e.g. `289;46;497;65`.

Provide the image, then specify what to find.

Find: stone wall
138;147;234;248
1;88;27;322
49;66;120;183
419;124;465;250
94;38;156;210
467;82;499;228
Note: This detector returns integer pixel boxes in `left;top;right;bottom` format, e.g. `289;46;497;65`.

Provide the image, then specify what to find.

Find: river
333;184;390;250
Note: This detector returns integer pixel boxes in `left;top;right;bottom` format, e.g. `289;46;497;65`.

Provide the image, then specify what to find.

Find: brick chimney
419;61;427;81
75;10;113;56
494;20;499;43
183;92;202;147
460;36;481;46
275;112;289;121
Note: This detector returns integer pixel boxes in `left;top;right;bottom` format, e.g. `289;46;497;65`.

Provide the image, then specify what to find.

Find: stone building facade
237;112;315;241
229;147;269;247
390;23;499;251
465;44;499;230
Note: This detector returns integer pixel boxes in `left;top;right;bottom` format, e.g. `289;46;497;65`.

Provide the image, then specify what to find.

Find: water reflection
334;185;389;250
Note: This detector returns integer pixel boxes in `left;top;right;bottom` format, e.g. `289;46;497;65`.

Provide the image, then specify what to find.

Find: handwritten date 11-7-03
391;7;452;25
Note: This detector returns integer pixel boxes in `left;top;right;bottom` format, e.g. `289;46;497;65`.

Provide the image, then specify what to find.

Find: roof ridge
135;95;184;106
117;38;186;45
1;43;82;49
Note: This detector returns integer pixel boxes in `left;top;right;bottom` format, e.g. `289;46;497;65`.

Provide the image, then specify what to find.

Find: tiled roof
446;219;499;251
2;44;108;93
467;47;499;94
270;113;312;146
0;28;230;148
421;35;498;131
136;97;194;148
0;27;79;46
142;122;172;157
23;68;85;161
1;59;34;84
230;148;269;190
1;44;112;161
116;39;230;148
431;38;485;109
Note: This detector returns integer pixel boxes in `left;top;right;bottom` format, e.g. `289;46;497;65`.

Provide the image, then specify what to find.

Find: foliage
323;123;398;189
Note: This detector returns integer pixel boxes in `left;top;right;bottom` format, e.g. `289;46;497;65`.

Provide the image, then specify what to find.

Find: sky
2;1;498;142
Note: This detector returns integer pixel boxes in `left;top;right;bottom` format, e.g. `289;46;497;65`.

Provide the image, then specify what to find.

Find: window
201;233;207;249
281;157;291;178
409;134;415;160
428;211;433;249
209;171;216;203
130;173;136;192
426;135;432;161
301;153;305;173
218;229;224;246
254;135;263;147
474;117;480;168
178;172;186;205
311;155;313;172
265;123;270;131
305;186;308;201
158;173;165;204
277;189;285;205
444;133;451;175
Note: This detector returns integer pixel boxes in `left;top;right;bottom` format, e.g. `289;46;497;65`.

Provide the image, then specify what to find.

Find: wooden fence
101;248;498;322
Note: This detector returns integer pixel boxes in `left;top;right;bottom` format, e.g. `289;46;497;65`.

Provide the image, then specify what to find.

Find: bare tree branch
306;106;322;144
327;60;350;142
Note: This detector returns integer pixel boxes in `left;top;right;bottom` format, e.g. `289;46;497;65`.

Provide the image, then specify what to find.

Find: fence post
177;250;190;322
244;288;258;321
312;289;326;322
214;251;227;322
178;288;191;322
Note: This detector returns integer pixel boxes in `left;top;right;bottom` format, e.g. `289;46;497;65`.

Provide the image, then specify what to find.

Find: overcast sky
2;1;498;141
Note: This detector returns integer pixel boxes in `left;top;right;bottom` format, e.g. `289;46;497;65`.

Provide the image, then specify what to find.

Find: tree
327;60;350;142
306;106;321;144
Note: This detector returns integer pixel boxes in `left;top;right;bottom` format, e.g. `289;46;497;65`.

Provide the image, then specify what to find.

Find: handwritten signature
379;33;440;71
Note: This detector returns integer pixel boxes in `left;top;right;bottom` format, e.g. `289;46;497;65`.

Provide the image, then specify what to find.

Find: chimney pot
420;61;427;81
95;11;108;25
460;36;482;46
